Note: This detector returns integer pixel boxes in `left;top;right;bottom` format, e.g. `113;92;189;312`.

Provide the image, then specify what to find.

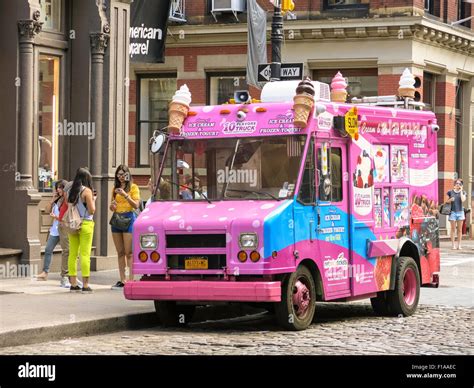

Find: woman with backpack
67;168;96;293
36;180;71;287
109;165;140;290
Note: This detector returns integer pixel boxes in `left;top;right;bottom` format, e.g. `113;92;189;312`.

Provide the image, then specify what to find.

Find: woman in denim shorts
447;179;467;250
110;165;140;289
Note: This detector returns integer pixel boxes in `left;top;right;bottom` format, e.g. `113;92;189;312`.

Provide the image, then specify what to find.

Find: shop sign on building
130;0;171;63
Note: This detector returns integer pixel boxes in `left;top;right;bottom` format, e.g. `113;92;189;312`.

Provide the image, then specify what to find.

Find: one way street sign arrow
258;63;304;82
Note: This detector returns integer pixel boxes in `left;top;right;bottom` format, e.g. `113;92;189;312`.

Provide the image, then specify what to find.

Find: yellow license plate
185;257;208;270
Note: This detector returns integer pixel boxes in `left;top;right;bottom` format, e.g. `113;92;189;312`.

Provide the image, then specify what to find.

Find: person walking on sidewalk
447;178;467;250
67;168;96;293
110;165;140;290
36;180;71;287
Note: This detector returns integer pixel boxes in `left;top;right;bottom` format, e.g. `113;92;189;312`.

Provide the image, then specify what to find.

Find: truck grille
166;233;227;270
166;234;226;248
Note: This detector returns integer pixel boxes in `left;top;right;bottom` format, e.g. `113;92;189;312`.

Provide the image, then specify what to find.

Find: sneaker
111;281;125;290
70;285;81;293
81;286;93;294
60;277;71;288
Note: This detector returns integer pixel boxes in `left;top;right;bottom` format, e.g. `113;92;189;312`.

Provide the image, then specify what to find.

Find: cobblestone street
1;303;471;355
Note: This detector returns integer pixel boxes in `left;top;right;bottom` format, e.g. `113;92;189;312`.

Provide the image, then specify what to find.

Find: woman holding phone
447;179;467;250
110;165;140;290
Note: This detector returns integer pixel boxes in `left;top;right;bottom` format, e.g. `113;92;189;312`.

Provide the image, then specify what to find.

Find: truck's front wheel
275;266;316;331
154;301;196;327
387;256;420;316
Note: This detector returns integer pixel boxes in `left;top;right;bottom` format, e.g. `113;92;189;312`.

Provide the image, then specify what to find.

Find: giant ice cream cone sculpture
398;68;416;99
293;77;315;128
330;72;348;103
168;84;192;134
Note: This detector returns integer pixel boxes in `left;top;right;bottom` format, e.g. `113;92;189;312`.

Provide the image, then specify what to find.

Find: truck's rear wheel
387;256;420;316
154;301;196;327
275;266;316;331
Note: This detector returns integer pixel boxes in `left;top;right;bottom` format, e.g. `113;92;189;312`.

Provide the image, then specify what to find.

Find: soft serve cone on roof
293;77;315;128
168;84;192;133
330;71;348;103
398;68;416;98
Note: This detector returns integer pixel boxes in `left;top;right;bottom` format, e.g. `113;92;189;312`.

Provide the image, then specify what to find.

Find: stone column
90;32;110;256
17;18;42;189
435;73;457;233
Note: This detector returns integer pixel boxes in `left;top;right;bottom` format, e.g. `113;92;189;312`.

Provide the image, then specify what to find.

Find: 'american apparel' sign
129;0;171;63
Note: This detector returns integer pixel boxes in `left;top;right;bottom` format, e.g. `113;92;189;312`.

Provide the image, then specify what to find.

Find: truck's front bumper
124;280;281;302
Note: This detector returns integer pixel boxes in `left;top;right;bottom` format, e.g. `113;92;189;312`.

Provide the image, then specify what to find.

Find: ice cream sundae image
293;77;315;128
168;84;192;133
373;146;388;183
353;150;373;188
398;68;416;99
330;71;348;103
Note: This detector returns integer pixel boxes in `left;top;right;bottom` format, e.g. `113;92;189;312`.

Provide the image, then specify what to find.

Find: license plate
185;257;208;270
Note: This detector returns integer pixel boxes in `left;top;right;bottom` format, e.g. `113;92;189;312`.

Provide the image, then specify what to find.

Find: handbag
439;202;452;216
109;212;133;231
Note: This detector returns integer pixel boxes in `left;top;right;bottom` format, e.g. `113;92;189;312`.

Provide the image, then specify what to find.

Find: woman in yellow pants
67;168;96;293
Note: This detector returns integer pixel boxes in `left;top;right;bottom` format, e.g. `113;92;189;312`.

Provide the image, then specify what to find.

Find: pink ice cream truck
124;78;440;330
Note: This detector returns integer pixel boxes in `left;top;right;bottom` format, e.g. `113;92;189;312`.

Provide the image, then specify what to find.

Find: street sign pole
271;2;283;82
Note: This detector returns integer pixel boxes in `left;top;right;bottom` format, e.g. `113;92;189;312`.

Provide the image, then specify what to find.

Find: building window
313;69;377;101
423;72;435;109
39;0;61;31
208;74;247;105
137;76;176;167
324;0;365;9
38;55;60;192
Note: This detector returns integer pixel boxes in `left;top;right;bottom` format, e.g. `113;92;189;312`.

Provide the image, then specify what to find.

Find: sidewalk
0;270;157;348
0;239;473;348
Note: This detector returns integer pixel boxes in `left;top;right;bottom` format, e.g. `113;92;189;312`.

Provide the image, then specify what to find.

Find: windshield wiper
225;188;281;201
165;179;212;204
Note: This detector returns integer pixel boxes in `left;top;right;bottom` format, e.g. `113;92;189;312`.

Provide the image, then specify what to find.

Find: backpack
62;187;85;234
62;203;83;234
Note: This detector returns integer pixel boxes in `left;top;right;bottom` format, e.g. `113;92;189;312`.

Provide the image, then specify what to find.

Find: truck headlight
239;233;258;250
140;234;157;249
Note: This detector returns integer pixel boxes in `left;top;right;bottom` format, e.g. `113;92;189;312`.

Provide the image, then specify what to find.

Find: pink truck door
315;141;351;299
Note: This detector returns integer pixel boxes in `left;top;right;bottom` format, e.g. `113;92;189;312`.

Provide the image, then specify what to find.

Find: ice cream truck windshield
156;135;306;201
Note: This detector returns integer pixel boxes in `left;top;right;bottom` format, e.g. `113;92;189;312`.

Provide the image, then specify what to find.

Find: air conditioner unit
211;0;246;22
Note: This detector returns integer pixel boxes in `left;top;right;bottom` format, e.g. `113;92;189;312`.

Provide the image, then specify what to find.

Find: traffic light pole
270;3;283;81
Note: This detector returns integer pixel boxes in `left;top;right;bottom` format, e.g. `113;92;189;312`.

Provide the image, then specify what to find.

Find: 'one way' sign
258;63;304;82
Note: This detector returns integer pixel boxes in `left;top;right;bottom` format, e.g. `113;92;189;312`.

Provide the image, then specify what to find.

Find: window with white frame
137;76;177;166
208;74;248;105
